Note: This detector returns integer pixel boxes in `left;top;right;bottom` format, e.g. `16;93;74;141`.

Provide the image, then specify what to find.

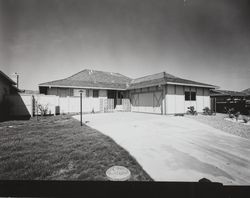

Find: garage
131;91;163;114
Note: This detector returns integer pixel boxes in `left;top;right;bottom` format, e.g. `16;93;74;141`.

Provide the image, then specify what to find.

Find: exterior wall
130;86;163;114
203;88;210;109
165;86;211;114
196;87;204;112
165;85;186;114
166;84;176;114
184;87;197;112
0;76;10;104
99;90;107;98
45;87;108;99
175;85;185;113
73;89;86;97
0;77;11;121
47;87;73;97
88;89;93;98
7;94;110;117
7;94;33;117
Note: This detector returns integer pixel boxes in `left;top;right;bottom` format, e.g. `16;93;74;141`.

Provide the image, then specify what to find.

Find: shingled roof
39;69;217;90
210;89;246;97
0;70;16;85
127;72;217;89
39;69;132;90
242;88;250;96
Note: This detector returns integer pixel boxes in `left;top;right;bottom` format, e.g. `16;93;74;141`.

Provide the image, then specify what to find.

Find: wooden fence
6;94;119;118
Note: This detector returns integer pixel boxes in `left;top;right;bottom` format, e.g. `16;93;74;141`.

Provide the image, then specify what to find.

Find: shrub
187;106;197;115
234;112;241;121
37;104;49;116
225;107;235;119
203;107;213;115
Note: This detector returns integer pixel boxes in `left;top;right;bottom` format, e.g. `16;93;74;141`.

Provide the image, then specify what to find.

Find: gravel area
187;113;250;139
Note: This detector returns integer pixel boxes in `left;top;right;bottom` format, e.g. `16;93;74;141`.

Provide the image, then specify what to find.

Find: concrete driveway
73;112;250;185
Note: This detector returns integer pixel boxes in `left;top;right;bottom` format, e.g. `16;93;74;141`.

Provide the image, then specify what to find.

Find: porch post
163;84;166;115
215;97;217;114
116;90;118;107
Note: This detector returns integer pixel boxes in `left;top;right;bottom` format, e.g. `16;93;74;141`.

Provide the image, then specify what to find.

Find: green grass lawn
0;115;152;181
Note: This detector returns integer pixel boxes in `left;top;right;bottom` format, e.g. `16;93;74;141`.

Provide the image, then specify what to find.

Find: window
185;91;196;101
93;90;99;98
185;92;190;101
191;92;196;101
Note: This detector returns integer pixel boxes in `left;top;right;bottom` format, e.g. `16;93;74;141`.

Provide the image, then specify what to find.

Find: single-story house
39;69;218;115
210;89;248;114
0;70;20;121
242;88;250;99
242;88;250;112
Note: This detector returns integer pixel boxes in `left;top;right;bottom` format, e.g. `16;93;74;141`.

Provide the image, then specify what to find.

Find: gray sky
0;0;250;91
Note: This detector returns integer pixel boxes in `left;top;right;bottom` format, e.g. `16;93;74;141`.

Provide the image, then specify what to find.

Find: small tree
37;104;49;116
187;106;197;115
203;107;212;115
225;107;235;118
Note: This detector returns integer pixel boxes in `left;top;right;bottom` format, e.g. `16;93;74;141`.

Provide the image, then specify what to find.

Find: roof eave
127;82;218;90
38;84;127;90
166;82;218;89
0;71;17;85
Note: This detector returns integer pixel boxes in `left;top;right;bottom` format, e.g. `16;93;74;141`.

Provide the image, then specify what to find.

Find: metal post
80;92;82;126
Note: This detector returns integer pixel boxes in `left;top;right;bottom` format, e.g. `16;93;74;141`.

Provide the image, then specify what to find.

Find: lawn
187;113;250;139
0;114;152;181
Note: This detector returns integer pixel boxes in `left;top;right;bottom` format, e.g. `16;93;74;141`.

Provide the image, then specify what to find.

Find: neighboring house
210;89;247;114
242;88;250;111
39;69;217;115
0;71;19;121
242;88;250;99
21;89;40;95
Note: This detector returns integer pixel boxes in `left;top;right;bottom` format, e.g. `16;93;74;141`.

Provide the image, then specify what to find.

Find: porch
107;90;130;111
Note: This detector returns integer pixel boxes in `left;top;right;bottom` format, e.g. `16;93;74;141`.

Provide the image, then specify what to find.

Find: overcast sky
0;0;250;91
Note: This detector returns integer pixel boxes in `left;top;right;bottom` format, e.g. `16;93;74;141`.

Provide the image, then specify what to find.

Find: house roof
242;88;250;96
127;72;217;90
0;70;16;85
39;69;217;90
21;90;40;94
39;69;132;90
210;89;246;97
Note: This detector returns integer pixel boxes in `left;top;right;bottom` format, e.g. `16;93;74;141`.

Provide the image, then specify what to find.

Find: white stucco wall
196;87;204;112
99;90;107;98
166;84;176;114
73;89;86;97
203;88;211;109
165;85;211;114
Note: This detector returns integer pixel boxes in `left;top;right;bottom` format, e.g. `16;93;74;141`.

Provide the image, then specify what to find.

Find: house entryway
107;90;130;111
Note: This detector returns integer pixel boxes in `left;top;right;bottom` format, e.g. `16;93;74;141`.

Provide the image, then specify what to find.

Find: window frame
93;90;99;98
185;91;190;101
185;90;196;101
190;91;196;101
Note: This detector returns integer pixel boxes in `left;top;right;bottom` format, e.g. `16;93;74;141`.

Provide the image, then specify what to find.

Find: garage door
131;91;162;114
